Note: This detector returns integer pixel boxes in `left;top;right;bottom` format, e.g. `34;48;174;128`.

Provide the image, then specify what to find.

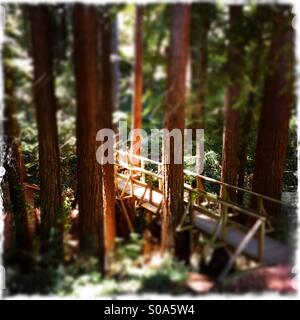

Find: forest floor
4;265;297;299
2;204;297;297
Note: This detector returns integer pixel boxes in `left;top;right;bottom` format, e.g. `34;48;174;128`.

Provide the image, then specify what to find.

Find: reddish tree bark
30;5;62;252
73;5;104;270
220;6;243;201
252;6;295;216
98;8;116;254
131;5;144;165
190;4;215;197
111;16;120;112
161;4;191;262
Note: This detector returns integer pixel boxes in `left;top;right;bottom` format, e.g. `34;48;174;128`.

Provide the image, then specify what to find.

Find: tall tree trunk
190;3;214;130
236;96;254;204
21;6;33;58
194;26;208;130
60;4;67;61
220;6;243;201
73;5;104;271
190;4;214;198
237;33;263;204
252;6;294;216
98;8;116;254
30;5;62;254
111;15;120;112
3;63;30;254
131;5;143;165
161;4;190;262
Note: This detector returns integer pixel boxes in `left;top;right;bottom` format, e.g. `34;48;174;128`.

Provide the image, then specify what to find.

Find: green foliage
108;234;188;295
59;189;73;231
6;233;189;296
114;233;143;262
283;116;298;191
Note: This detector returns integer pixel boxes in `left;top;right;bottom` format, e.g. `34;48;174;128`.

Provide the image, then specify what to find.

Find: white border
0;0;299;300
0;6;4;301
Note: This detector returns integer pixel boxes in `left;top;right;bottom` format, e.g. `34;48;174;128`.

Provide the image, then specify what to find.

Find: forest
1;2;298;297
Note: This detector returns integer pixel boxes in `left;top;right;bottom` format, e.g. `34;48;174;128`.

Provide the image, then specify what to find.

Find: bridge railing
116;150;285;224
115;150;268;261
184;169;283;222
183;183;266;261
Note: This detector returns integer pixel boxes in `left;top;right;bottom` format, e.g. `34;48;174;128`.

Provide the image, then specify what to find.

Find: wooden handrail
116;149;161;166
114;162;162;179
117;163;266;222
184;183;266;222
184;169;284;206
116;150;290;207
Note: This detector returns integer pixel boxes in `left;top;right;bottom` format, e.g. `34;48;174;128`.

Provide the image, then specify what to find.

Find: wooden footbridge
114;150;293;271
23;149;293;276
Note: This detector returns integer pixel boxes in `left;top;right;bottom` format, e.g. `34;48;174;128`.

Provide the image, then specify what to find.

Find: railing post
189;190;194;224
222;185;229;201
258;221;265;262
141;159;145;183
129;168;134;196
222;205;228;241
149;177;153;204
257;197;264;215
196;176;204;205
220;185;228;240
114;164;118;192
158;164;163;190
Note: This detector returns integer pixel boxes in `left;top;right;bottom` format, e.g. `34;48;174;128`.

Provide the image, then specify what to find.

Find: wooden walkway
194;214;292;265
23;150;294;281
115;152;293;268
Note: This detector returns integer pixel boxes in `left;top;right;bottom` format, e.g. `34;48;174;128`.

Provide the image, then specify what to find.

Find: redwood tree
131;5;144;164
73;5;104;269
190;3;215;129
252;6;295;216
30;5;62;251
237;33;263;204
111;15;120;112
98;7;116;253
161;4;190;262
190;4;215;195
220;6;243;200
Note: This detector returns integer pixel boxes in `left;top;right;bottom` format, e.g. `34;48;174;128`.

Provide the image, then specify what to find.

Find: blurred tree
142;4;168;130
131;5;144;164
252;5;295;216
220;5;244;201
98;7;116;254
111;15;120;112
189;3;217;198
236;6;271;203
29;5;62;255
73;4;104;271
162;4;190;262
58;4;67;62
190;3;216;130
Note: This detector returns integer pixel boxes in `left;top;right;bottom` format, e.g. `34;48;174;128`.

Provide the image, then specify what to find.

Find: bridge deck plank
193;214;292;265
